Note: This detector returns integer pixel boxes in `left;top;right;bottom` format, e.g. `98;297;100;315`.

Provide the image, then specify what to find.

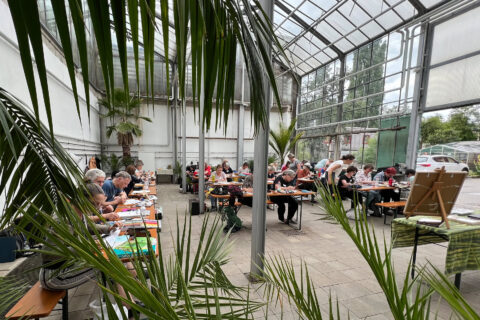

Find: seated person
222;161;234;181
405;168;416;185
337;166;363;209
186;161;196;173
209;165;227;210
102;171;130;209
204;162;212;176
355;164;380;215
85;168;113;213
296;164;317;203
39;183;120;291
134;159;144;177
238;162;250;175
272;170;298;224
238;174;254;207
281;160;290;172
355;164;375;185
373;167;400;203
267;166;276;191
124;165;143;195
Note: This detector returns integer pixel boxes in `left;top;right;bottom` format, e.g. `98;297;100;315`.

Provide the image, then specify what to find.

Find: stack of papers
118;210;149;219
448;215;480;225
122;219;161;229
125;199;140;205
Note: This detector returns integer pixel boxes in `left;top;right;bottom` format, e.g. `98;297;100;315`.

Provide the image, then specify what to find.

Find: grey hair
267;166;274;172
85;168;106;182
135;159;144;167
282;169;296;178
85;183;105;197
287;153;295;159
115;171;131;179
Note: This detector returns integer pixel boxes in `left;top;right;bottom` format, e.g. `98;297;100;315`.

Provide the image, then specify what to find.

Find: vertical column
237;104;245;170
172;64;178;181
406;24;429;169
182;99;187;193
250;0;274;278
334;56;346;160
198;48;206;213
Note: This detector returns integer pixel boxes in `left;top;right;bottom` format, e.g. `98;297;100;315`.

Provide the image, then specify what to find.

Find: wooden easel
405;167;449;228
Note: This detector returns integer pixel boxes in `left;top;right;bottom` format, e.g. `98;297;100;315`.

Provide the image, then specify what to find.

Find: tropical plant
101;153;122;174
7;0;287;136
0;88;90;234
100;89;151;157
269;118;304;164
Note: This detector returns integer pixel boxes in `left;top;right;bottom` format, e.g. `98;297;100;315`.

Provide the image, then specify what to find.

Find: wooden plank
6;282;65;319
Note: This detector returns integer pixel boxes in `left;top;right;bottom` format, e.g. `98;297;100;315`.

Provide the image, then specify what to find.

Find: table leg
62;291;68;320
411;227;419;279
454;273;462;289
298;198;303;231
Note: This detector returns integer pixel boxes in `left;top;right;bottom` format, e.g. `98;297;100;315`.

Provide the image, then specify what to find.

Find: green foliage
267;155;277;165
120;156;135;169
353;136;377;165
269;118;304;163
8;0;287;137
100;89;150;157
0;88;90;234
101;153;122;173
420;108;480;147
0;277;29;315
173;160;182;176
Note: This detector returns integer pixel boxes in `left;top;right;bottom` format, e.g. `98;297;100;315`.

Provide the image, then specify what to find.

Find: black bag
211;186;228;195
0;227;28;258
223;206;242;233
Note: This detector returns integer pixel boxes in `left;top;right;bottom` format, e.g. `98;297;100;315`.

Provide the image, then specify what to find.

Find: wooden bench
375;201;406;225
6;282;68;320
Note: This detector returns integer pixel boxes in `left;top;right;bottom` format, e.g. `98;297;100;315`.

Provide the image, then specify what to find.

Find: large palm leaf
0;88;93;234
7;0;289;135
269;118;304;163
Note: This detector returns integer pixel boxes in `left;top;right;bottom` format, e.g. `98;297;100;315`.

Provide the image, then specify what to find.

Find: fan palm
269;118;304;164
7;0;288;135
99;89;151;157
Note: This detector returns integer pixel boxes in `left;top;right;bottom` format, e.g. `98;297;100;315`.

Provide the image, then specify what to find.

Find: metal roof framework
272;0;448;76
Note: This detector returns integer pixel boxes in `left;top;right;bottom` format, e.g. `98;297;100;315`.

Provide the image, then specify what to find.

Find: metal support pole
406;24;429;169
172;64;178;181
198;50;206;213
334;56;346;160
250;0;273;279
182;98;187;193
237;104;245;170
237;60;246;170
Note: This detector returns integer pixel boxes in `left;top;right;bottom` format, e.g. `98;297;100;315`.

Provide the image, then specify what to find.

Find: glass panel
430;5;480;65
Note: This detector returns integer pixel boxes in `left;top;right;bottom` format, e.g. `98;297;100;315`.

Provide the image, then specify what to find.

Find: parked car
416;155;469;172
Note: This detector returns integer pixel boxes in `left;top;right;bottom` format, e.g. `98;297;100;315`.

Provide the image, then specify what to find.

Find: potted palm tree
100;89;151;158
269;118;304;164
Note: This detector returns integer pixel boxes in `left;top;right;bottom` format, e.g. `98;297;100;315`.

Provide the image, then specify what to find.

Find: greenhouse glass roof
272;0;447;76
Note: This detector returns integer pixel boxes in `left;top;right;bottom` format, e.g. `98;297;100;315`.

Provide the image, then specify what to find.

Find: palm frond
316;183;434;319
0;88;90;234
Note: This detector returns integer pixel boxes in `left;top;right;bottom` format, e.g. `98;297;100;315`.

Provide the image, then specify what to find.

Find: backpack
223;206;242;233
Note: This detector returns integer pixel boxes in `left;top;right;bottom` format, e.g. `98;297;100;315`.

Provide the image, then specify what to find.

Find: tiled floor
7;179;480;319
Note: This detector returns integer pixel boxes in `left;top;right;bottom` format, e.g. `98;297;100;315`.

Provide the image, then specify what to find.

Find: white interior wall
0;0;101;170
102;102;292;171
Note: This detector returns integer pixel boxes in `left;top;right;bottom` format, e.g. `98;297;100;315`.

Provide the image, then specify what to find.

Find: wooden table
211;181;243;187
128;185;157;198
297;177;314;184
211;190;314;230
113;204;160;261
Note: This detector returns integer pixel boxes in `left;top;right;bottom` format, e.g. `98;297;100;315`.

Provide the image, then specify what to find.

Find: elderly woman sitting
209;165;227;210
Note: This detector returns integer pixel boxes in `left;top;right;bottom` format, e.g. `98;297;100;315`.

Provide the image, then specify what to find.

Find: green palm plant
7;0;288;135
100;89;151;157
269;118;304;163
